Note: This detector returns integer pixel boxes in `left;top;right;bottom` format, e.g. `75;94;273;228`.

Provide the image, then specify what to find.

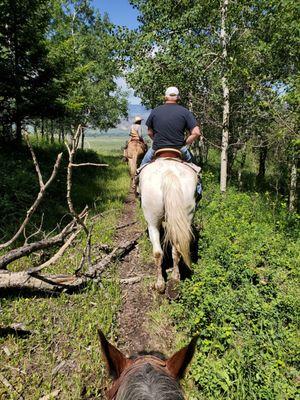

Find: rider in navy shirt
141;86;202;165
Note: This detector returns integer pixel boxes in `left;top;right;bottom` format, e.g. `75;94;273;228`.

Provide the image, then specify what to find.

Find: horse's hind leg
148;225;165;293
171;245;180;282
165;245;181;300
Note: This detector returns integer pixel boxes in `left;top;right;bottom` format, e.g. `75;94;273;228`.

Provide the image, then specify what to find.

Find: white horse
139;158;197;293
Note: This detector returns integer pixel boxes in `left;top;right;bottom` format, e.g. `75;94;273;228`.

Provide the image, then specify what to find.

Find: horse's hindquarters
139;160;197;292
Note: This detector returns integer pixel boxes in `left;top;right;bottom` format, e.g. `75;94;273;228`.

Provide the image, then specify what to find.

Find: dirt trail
114;188;174;356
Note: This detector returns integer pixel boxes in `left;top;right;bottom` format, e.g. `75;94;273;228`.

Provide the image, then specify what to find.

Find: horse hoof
166;279;180;301
155;280;166;294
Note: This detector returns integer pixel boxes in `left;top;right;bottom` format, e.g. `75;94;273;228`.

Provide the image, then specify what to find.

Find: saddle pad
136;159;201;176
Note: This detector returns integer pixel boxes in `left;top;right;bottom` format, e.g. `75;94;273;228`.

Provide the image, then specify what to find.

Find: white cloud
115;77;141;105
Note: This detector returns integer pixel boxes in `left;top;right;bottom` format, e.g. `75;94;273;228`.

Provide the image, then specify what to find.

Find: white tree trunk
289;153;298;212
220;0;230;193
238;142;247;190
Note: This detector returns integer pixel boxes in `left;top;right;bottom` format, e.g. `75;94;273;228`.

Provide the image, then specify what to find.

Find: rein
107;356;168;399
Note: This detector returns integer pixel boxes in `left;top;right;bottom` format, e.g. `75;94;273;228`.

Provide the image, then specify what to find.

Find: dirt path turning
114;188;174;356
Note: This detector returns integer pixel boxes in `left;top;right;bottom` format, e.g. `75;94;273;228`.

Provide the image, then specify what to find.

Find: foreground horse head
98;330;198;400
139;158;197;294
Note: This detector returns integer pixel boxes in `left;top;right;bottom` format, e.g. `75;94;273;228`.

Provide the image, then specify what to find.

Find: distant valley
86;104;151;137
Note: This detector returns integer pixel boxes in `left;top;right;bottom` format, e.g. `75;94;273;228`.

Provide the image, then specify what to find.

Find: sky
92;1;141;104
92;0;140;30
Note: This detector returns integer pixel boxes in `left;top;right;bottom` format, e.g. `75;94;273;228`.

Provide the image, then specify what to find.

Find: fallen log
0;271;85;292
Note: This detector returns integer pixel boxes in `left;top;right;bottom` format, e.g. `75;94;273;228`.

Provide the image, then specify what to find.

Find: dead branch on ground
116;220;137;230
0;373;24;399
0;213;86;270
0;233;142;292
120;276;152;284
23;214;45;245
39;389;61;400
71;162;108;168
0;124;131;292
84;232;142;279
27;228;81;274
74;225;93;275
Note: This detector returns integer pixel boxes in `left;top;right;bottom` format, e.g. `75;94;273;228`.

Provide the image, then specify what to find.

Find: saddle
154;148;182;159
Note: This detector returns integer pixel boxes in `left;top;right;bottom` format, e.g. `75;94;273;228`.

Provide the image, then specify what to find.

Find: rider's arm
148;128;154;140
186;125;202;145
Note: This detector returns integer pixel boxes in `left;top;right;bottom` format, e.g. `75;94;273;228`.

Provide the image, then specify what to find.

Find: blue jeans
140;146;202;199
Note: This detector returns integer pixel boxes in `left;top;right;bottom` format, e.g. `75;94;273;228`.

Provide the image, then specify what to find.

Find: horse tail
162;171;192;267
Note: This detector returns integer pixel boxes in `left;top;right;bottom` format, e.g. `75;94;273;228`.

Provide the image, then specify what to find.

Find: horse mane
116;362;185;400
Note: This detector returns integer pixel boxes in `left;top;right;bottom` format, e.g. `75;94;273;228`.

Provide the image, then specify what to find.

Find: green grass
172;171;300;399
1;136;299;399
85;135;126;154
0;136;130;399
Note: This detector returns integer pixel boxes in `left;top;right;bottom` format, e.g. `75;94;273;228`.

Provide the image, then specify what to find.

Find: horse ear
166;335;199;380
98;329;132;380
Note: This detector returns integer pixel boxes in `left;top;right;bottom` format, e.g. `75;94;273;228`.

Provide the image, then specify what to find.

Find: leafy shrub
175;174;300;399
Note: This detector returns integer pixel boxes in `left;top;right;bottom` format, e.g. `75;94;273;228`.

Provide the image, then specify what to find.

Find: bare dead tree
65;125;108;272
0;124;119;291
0;133;63;251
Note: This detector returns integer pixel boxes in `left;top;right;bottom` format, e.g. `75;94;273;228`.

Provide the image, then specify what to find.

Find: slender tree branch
65;125;89;235
75;224;93;276
23;213;44;245
0;220;77;270
71;163;108;167
27;228;81;275
0;134;63;251
24;132;44;187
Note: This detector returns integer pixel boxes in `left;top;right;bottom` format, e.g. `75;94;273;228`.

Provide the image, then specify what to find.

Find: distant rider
140;86;202;199
124;116;147;160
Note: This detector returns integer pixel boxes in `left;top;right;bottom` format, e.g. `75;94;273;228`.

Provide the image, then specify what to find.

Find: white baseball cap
134;116;143;123
165;86;180;97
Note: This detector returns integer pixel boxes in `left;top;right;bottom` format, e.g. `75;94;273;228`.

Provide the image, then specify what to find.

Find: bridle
107;355;169;399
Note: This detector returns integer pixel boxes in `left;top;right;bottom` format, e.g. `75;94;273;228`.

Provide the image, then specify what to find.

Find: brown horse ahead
98;330;198;400
124;137;147;179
